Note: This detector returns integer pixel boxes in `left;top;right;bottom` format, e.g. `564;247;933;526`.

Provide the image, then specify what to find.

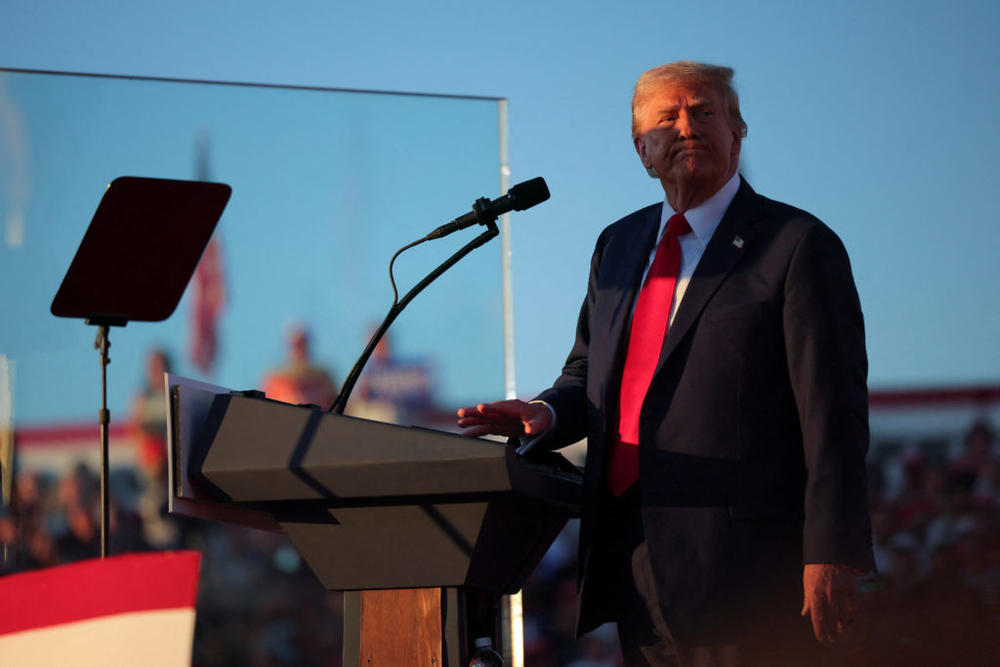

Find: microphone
426;177;549;240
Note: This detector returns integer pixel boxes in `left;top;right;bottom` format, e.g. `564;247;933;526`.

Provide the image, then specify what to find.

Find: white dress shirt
641;171;741;325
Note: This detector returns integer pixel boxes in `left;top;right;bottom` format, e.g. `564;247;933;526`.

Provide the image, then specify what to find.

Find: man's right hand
456;400;553;439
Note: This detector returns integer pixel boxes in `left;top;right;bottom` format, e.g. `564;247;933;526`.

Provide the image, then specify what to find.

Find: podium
166;374;582;665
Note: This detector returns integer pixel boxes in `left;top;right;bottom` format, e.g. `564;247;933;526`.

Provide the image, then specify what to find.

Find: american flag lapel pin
732;235;744;249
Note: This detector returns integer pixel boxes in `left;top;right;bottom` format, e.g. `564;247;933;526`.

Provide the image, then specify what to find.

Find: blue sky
2;0;999;423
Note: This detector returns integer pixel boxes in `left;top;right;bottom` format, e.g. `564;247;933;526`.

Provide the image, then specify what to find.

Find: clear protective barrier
0;69;506;428
0;69;512;665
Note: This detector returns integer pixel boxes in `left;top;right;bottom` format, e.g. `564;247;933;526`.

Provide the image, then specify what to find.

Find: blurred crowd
0;460;343;665
2;333;999;665
0;330;440;665
858;420;1000;664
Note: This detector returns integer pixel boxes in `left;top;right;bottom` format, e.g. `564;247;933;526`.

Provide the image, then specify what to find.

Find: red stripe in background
14;422;130;447
0;551;200;635
869;385;1000;408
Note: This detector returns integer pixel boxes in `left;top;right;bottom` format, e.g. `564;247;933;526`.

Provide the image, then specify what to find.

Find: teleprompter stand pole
87;318;126;558
96;325;111;558
93;322;114;558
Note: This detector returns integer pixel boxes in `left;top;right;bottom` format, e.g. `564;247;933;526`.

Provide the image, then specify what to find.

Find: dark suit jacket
535;178;875;644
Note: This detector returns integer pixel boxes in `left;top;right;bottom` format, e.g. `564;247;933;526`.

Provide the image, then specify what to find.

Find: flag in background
189;133;226;375
0;551;201;666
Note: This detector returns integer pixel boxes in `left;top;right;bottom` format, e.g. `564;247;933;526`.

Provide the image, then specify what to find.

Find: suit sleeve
783;222;875;571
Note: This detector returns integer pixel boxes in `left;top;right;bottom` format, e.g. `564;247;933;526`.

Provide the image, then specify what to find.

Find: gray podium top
167;374;583;592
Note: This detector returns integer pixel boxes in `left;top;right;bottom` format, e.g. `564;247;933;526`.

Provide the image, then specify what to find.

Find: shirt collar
659;171;741;245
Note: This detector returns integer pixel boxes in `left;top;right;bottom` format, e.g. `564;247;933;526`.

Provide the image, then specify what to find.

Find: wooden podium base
343;588;472;666
361;589;443;664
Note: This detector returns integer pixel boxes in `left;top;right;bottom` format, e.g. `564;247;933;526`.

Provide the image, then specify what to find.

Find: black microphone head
508;177;550;211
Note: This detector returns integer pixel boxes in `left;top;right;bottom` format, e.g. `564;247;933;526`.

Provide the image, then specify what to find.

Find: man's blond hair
631;61;748;139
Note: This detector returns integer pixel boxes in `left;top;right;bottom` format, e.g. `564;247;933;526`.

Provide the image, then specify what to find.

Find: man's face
633;79;741;206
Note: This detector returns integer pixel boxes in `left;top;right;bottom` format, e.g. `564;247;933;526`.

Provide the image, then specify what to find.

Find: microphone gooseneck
329;178;551;415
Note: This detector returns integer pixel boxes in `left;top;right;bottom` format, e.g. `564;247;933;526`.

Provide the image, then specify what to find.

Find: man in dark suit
458;62;874;665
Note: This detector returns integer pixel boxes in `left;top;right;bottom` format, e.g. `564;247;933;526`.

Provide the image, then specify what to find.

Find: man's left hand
800;563;860;643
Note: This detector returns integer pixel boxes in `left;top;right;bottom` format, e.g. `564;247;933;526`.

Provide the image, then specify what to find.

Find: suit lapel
656;179;761;369
592;204;660;409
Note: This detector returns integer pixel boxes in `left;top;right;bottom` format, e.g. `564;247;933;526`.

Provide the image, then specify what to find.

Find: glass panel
0;69;505;664
0;70;504;428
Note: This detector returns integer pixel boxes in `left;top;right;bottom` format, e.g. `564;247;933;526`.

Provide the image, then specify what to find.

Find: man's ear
729;127;742;162
635;134;658;178
634;134;649;168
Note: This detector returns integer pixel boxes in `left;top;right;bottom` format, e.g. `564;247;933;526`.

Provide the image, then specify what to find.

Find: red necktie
607;213;691;496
